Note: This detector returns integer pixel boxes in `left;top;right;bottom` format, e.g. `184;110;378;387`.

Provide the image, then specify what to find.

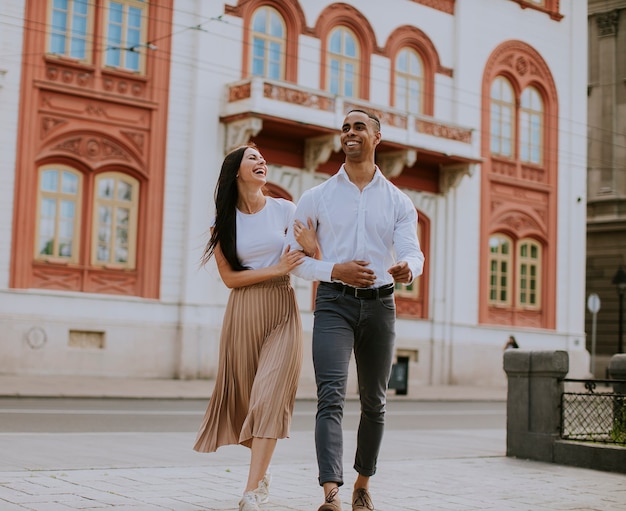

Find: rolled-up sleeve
285;190;334;282
394;195;425;283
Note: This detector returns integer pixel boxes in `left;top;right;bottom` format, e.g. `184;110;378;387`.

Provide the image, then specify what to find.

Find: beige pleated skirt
193;275;303;452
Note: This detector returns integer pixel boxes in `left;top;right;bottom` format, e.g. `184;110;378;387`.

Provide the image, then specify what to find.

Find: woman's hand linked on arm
294;218;320;258
276;245;305;275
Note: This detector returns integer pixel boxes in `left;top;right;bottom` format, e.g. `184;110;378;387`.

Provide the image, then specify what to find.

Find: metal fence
560;379;626;445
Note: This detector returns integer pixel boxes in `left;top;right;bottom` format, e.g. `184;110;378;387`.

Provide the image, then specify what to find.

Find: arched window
489;234;512;305
48;0;93;62
520;87;543;164
104;0;148;73
36;165;82;262
394;48;424;114
517;238;541;308
251;6;286;80
480;41;558;329
92;172;139;268
327;27;359;97
490;77;514;157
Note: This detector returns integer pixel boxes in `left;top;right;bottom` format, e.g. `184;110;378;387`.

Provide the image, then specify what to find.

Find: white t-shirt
236;197;295;270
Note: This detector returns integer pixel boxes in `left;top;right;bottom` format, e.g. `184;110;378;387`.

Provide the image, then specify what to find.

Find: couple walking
193;109;424;511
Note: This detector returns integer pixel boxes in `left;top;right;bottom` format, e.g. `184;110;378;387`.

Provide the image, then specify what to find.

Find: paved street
0;376;624;510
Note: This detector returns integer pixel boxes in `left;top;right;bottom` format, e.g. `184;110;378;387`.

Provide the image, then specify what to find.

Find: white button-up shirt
286;165;424;287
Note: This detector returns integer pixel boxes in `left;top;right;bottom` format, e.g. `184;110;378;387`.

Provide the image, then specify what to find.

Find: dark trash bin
388;356;409;395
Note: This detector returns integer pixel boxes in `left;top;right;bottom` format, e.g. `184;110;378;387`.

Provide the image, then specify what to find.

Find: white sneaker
254;470;272;504
239;491;260;511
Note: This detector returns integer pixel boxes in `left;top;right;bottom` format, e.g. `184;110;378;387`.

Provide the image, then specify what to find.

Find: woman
193;144;316;511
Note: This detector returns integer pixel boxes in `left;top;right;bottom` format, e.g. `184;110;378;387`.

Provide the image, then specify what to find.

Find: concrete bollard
503;350;569;462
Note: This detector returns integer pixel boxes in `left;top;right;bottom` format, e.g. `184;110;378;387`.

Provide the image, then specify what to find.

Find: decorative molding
378;150;417;178
499;211;541;234
32;266;82;290
121;130;145;154
345;102;408;129
45;65;94;88
266;166;300;199
304;134;341;173
264;82;335;111
408;0;455;15
439;163;473;193
224;117;263;151
509;0;563;21
228;82;252;102
86;271;137;295
40;92;149;128
52;135;131;162
520;164;546;184
41;116;67;139
402;188;436;218
596;10;620;37
416;118;472;143
437;65;454;77
491;159;516;177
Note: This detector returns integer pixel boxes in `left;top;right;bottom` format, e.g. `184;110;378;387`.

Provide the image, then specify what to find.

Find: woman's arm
215;242;304;288
294;218;321;258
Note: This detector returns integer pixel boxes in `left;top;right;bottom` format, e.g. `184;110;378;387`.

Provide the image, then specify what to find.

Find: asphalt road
0;397;506;473
0;398;506;433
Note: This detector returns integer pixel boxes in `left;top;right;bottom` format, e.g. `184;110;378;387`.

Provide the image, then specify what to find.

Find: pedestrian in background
193;144;317;511
503;335;519;350
287;110;424;511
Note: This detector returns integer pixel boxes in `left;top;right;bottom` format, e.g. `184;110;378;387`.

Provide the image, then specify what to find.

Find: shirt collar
338;164;384;186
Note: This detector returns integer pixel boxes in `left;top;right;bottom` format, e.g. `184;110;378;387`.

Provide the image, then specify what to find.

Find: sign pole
587;293;601;375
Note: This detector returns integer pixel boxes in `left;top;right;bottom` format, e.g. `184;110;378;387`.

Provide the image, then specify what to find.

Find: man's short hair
347;109;381;132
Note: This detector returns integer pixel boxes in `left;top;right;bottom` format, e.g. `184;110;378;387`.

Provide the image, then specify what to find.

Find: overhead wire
0;3;620;172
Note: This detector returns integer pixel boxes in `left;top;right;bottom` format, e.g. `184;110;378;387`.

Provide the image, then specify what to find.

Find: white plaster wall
0;0;590;387
298;35;321;89
0;0;24;289
554;1;589;343
0;289;181;377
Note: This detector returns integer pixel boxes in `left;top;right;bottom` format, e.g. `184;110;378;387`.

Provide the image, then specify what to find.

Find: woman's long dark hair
200;144;255;270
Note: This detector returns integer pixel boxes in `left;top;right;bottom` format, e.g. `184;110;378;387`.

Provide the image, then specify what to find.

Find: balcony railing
221;77;479;163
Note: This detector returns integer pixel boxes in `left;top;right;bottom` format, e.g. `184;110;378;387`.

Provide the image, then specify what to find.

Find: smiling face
237;147;267;187
341;110;381;162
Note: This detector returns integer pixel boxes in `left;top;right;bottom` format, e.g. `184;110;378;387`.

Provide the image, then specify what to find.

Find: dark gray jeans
312;283;396;486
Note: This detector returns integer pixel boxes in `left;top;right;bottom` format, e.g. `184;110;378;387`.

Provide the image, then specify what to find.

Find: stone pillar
503;350;569;462
608;354;626;393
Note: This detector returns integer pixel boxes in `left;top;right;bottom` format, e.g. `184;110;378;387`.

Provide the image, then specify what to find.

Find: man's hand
331;260;376;288
388;261;412;284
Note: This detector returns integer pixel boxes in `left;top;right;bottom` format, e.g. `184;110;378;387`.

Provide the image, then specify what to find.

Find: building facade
586;0;626;376
0;0;589;387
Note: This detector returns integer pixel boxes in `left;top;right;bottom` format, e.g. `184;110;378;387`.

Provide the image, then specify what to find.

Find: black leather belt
321;282;394;299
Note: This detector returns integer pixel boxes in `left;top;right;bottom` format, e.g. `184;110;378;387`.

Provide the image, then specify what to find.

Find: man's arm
390;195;425;284
285;190;334;282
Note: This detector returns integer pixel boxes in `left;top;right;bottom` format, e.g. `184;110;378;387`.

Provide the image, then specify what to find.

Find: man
287;109;424;511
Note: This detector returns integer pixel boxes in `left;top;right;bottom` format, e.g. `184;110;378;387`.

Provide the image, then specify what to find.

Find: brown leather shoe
318;487;342;511
352;488;374;510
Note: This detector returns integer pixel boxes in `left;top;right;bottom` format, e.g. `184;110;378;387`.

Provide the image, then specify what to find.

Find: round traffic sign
587;293;601;314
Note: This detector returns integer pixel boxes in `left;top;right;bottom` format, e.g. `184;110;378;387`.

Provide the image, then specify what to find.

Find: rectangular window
92;173;139;268
49;0;92;61
517;239;541;308
488;235;511;305
104;0;147;73
36;167;82;262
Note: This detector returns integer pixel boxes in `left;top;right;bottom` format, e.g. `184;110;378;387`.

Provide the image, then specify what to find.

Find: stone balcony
220;78;481;191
